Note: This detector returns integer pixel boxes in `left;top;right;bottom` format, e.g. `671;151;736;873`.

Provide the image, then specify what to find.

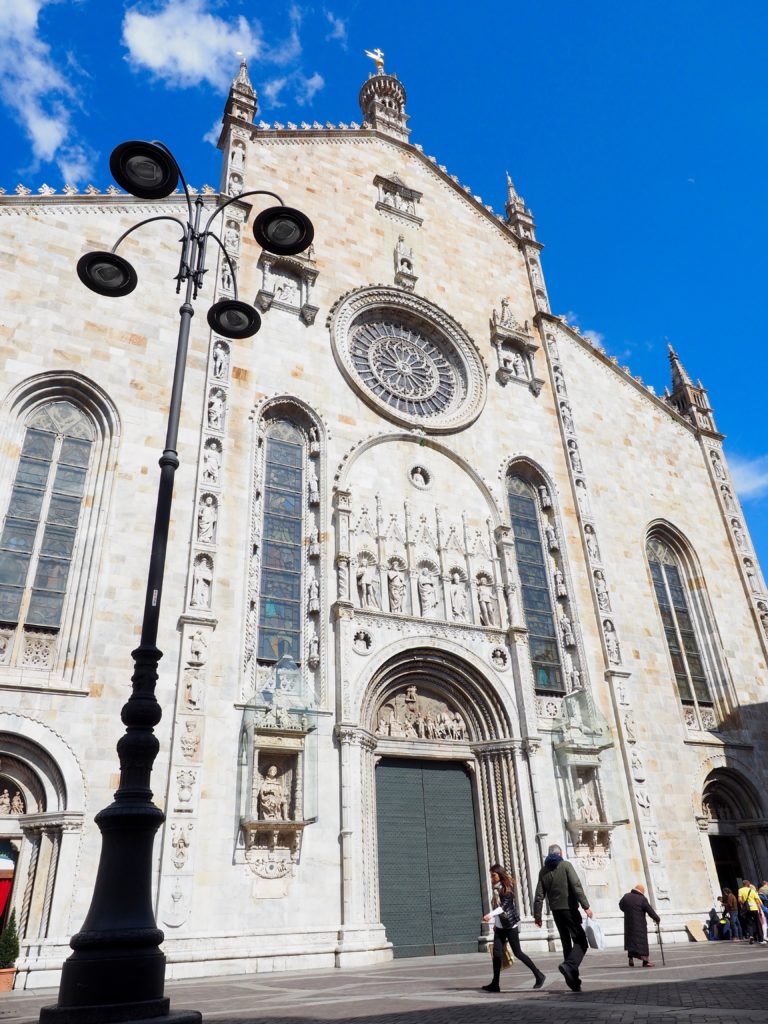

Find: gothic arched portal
343;645;535;958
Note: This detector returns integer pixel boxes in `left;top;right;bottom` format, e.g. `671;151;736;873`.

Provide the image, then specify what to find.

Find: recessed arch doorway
361;646;529;958
702;766;766;892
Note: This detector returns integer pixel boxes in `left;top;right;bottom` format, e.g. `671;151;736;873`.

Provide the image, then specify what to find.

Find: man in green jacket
534;844;593;991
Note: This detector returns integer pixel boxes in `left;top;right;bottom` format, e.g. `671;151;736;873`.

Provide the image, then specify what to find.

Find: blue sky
0;0;766;571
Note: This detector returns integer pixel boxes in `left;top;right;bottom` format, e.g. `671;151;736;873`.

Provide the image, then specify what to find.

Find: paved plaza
3;943;768;1024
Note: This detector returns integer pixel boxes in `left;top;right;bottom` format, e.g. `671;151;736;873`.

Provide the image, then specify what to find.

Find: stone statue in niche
307;630;320;669
188;630;207;664
388;565;406;613
258;765;290;820
308;464;319;505
224;223;240;251
10;791;24;814
624;711;637;742
631;749;646;781
202;441;221;485
585;525;599;561
449;571;468;622
308;524;320;557
758;602;768;638
357;563;381;609
544;522;559;552
207;390;225;430
538;485;552;509
220;261;233;292
395;235;414;273
417;568;438;616
560;613;575;647
477;574;496;627
568;441;583;473
744;560;758;593
732;520;746;550
570;666;582;689
180;720;201;759
721;485;735;511
560;403;575;434
645;829;660;862
594;571;610;611
554;368;566;394
575;480;589;516
353;629;372;653
307;576;320;613
228;173;243;197
604;620;621;664
553;567;567;598
212;342;229;379
309;427;320;457
197;495;217;543
710;451;724;479
273;273;299;304
184;667;201;709
410;465;429;488
191;557;212;609
512;352;526;378
230;143;245;169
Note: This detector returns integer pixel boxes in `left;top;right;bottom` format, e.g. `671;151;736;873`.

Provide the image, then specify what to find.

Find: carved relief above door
374;685;467;741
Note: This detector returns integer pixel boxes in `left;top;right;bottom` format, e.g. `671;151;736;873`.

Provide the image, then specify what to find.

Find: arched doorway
361;646;527;958
702;768;764;892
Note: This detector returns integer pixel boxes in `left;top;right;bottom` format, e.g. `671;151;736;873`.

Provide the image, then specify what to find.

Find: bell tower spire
664;343;719;434
359;49;410;142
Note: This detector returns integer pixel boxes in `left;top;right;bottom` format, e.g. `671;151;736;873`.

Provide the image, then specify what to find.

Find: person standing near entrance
482;864;546;992
723;887;742;940
533;844;593;992
619;883;660;966
738;880;763;944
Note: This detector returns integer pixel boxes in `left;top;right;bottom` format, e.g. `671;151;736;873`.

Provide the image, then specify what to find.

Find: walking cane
656;922;666;966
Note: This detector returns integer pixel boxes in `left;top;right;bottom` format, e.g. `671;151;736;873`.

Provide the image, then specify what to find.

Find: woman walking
482;863;546;992
618;883;660;967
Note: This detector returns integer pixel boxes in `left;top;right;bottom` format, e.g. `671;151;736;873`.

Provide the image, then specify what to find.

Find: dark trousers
490;926;541;983
743;909;762;942
552;909;588;973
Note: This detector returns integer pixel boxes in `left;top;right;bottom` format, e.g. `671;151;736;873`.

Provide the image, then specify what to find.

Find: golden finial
364;47;385;73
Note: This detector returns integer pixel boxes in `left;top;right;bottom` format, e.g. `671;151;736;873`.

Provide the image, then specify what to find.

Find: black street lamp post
39;141;313;1024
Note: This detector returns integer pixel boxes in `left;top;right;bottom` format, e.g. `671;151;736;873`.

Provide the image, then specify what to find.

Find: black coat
619;889;660;957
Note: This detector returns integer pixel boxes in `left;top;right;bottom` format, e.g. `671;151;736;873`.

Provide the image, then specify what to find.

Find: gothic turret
223;58;257;126
504;172;537;241
358;49;410;142
664;344;719;434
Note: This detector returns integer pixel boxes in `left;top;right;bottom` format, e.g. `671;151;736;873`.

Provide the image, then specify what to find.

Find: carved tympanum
375;684;467;740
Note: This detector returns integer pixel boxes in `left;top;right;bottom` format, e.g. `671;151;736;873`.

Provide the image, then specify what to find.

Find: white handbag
585;916;606;950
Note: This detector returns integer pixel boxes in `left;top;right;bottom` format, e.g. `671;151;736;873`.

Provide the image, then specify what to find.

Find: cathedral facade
1;61;767;988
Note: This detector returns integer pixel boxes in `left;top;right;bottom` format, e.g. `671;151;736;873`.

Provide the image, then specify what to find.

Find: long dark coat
619;889;660;957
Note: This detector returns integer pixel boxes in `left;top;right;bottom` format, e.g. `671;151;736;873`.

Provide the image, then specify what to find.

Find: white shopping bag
585;916;606;950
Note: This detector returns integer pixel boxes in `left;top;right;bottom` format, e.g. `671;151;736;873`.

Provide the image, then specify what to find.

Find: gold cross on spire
364;48;385;73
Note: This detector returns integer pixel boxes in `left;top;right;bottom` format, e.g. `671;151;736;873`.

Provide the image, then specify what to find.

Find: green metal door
376;758;482;957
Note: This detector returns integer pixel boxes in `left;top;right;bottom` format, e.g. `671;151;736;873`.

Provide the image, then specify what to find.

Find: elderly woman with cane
619;883;660;967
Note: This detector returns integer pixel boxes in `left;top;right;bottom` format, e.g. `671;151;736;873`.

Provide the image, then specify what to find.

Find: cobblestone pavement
3;942;768;1023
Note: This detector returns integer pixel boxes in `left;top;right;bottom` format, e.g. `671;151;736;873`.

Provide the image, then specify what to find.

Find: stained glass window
257;421;304;663
507;476;564;694
647;538;714;710
0;402;94;631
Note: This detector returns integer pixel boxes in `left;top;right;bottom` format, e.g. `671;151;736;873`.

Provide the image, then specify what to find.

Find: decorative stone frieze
255;249;319;325
373;173;422;224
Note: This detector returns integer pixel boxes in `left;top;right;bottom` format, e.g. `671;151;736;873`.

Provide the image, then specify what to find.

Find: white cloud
582;329;605;346
122;0;262;91
265;5;302;66
564;311;605;349
261;76;288;108
202;120;221;147
729;454;768;502
325;11;348;48
295;71;324;106
0;0;95;182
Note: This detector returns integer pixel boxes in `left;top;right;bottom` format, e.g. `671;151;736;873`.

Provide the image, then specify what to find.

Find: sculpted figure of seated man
258;765;290;821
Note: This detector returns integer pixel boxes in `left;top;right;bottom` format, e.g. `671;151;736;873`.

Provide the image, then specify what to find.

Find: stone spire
504;171;537;241
664;343;719;434
358;50;410;142
223;57;257;125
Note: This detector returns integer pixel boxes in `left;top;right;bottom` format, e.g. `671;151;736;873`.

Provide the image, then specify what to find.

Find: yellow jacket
738;885;760;911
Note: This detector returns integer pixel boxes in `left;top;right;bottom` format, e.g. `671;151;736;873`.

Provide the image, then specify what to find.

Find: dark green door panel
376;758;483;957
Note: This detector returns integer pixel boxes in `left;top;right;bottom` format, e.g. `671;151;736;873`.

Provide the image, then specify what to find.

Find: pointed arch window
646;537;714;717
506;475;564;694
0;402;94;637
257;420;305;663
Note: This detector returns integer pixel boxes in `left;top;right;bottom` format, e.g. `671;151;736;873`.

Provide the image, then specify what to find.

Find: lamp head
207;300;261;339
76;251;138;297
253;206;314;257
109;140;179;199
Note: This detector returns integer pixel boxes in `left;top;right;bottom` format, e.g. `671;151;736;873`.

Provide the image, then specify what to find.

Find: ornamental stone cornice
0;194;220;218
